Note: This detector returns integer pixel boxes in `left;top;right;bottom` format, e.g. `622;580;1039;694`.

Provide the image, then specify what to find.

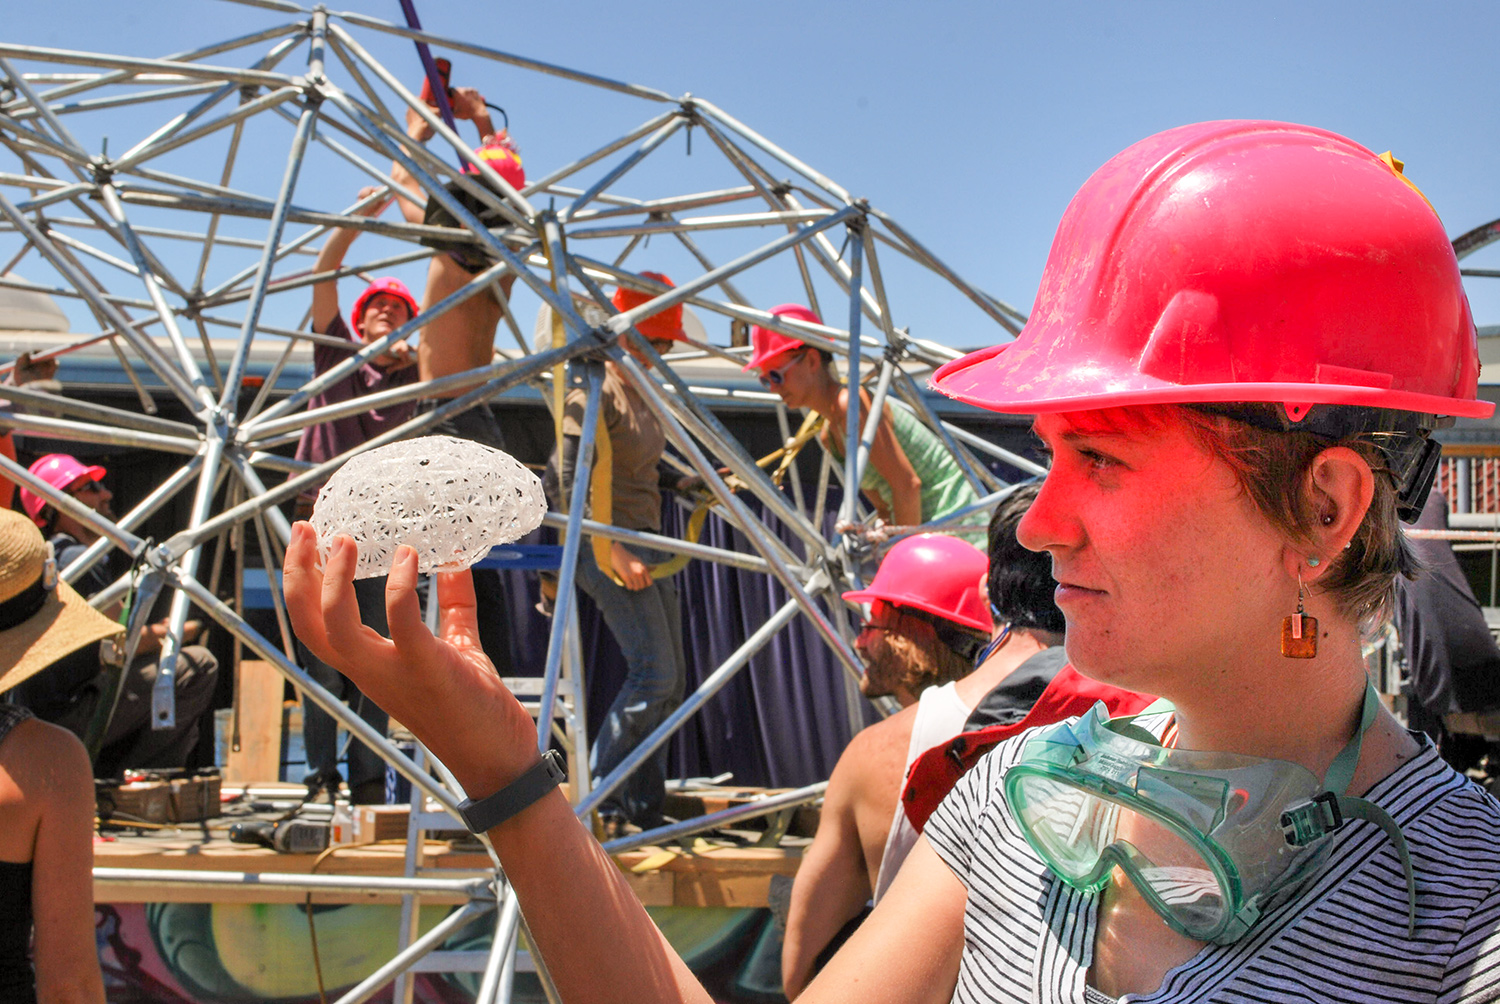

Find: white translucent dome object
310;436;547;578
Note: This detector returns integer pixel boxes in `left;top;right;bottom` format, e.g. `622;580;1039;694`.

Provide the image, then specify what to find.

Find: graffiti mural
96;901;787;1003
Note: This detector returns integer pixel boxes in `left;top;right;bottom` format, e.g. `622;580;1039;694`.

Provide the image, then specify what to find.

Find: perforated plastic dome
310;436;547;578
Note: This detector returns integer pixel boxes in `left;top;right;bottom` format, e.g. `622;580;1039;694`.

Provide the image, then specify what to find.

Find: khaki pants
50;645;219;778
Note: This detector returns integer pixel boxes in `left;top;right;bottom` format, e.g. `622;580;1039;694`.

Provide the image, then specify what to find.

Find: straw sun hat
0;507;121;693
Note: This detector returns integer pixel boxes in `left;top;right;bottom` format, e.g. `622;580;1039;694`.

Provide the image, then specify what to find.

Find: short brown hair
1176;404;1419;622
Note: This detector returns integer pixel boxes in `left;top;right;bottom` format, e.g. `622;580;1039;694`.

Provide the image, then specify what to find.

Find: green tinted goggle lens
1007;768;1234;940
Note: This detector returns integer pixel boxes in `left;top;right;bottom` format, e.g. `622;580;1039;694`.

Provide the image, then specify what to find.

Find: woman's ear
1281;445;1374;584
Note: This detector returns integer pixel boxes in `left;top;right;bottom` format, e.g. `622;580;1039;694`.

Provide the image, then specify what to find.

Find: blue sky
6;1;1500;349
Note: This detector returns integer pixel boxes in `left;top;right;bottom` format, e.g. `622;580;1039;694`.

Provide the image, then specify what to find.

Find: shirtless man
16;454;220;777
781;484;1063;998
382;76;527;665
388;79;523;446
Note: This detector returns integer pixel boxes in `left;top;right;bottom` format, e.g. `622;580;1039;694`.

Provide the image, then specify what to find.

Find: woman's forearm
485;792;712;1004
281;530;711;1004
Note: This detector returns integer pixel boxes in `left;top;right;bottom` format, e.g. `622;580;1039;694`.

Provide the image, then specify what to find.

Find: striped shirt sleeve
925;744;1003;882
1439;876;1500;1004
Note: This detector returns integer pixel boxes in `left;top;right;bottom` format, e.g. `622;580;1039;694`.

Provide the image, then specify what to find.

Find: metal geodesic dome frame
0;4;1043;999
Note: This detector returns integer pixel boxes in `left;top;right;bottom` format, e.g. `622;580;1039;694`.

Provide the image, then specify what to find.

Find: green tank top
826;399;983;538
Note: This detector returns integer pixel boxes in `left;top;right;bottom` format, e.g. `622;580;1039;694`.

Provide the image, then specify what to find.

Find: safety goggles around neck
1003;686;1414;945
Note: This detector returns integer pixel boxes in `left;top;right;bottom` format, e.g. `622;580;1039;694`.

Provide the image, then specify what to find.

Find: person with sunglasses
14;454;218;779
745;304;982;539
284;121;1500;1003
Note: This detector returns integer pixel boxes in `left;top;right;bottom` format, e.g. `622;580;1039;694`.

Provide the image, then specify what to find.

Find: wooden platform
94;832;801;907
93;777;810;911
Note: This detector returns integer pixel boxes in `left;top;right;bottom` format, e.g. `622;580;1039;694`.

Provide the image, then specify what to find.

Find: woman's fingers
284;521;331;657
319;535;397;668
435;569;484;652
385;546;441;662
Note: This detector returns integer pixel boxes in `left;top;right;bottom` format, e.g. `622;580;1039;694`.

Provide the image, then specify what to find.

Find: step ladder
390;570;588;1004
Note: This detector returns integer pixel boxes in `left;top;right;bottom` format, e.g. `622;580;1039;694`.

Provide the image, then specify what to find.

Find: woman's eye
1079;449;1119;471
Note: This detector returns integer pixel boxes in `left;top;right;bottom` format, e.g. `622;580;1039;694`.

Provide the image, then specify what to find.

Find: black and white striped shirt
927;729;1500;1003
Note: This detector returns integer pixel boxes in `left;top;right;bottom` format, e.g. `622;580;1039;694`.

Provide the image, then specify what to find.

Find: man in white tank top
782;484;1064;999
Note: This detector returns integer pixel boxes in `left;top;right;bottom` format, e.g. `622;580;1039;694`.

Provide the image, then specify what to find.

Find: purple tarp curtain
495;487;878;789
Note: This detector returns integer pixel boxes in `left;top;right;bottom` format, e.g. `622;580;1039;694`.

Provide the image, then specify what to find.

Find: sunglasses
862;599;911;634
757;351;807;390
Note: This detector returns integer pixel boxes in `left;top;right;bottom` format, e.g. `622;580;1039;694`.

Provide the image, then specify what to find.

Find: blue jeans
576;545;687;827
298;576;391;798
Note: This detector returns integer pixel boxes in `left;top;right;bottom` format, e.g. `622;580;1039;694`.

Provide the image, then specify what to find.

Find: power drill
227;818;331;853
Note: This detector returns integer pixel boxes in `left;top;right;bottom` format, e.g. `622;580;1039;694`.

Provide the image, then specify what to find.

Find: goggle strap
1280;790;1342;844
1301;684;1415;936
1321;683;1382;795
1336;794;1417;938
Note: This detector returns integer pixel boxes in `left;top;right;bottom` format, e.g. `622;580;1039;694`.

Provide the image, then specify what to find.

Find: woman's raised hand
282;521;540;794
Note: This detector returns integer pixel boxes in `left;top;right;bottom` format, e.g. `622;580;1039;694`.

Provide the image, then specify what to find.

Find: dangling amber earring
1281;564;1318;659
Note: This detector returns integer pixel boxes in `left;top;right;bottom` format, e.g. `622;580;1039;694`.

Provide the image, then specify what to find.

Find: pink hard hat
744;304;823;372
843;533;992;634
20;453;107;527
349;277;420;337
931;120;1491;422
463;131;525;192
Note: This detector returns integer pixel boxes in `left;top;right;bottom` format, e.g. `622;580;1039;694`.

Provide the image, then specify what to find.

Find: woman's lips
1054;581;1106;603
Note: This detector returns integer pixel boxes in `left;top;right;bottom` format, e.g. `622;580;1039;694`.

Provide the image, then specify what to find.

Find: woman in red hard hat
745;304;981;537
292;194;419;493
283;121;1500;1002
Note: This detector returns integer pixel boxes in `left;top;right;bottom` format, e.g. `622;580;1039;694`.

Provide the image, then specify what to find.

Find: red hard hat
744;304;822;372
20;453;106;527
462;131;525;192
843;533;992;634
612;272;686;342
349;277;420;337
932;120;1493;423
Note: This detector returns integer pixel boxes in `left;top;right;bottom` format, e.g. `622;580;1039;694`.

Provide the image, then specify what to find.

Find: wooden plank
1438;443;1500;458
618;870;676;907
223;659;285;784
657;846;799;908
94;836;803;908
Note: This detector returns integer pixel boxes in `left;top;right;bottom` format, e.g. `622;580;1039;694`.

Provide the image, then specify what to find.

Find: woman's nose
1015;475;1075;555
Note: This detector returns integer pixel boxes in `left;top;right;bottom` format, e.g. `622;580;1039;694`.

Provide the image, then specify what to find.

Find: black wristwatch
457;750;566;834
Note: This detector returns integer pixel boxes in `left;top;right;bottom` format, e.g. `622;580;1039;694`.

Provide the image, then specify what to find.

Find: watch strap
457;749;566;833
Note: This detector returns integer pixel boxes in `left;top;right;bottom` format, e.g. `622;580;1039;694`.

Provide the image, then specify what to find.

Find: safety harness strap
587;398;820;587
586;413;710;587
